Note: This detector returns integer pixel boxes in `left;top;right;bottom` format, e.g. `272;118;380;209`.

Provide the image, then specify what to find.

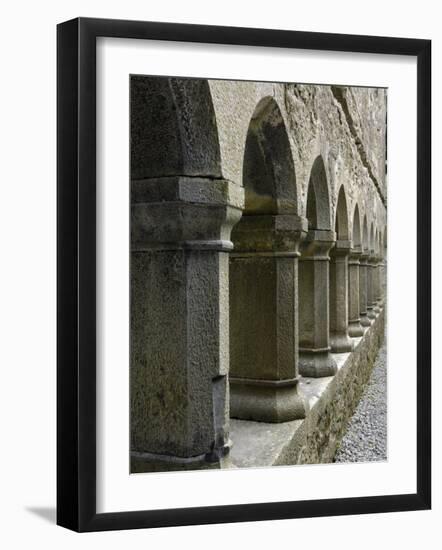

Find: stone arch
130;76;222;179
362;215;369;252
242;96;297;215
334;185;350;240
306;155;332;230
369;223;375;252
352;204;362;249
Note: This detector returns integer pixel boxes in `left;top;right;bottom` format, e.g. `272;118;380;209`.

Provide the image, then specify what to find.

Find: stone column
359;252;372;327
348;245;364;337
376;253;385;308
329;240;354;352
371;252;381;315
366;253;377;319
130;176;243;468
229;214;308;422
298;229;337;378
379;258;387;304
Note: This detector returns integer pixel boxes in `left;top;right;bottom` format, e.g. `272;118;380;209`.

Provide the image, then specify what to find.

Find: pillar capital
300;229;336;259
231;213;308;256
331;239;352;258
359;250;370;264
349;245;362;264
367;251;377;264
131;176;244;251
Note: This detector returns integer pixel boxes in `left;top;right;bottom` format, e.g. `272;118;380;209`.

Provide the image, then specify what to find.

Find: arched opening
298;156;337;377
369;223;375;253
362;215;369;253
353;205;362;248
305;156;332;230
334;185;350;240
229;97;306;423
329;185;353;352
242;97;297;215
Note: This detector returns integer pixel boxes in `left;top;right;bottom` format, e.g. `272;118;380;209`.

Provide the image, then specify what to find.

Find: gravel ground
334;341;387;463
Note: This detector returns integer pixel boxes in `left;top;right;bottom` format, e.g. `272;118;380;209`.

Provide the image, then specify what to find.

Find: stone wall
129;76;387;471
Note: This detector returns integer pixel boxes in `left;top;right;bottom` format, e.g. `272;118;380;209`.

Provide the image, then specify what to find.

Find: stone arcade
130;77;387;472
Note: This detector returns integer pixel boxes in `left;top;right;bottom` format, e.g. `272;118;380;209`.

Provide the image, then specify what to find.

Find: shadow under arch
329;185;354;352
352;204;362;250
306;155;332;230
229;96;306;423
130;76;222;179
298;155;337;377
242;96;297;215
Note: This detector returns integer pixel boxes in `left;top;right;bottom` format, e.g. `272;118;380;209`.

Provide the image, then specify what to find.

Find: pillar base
299;350;337;378
367;307;377;319
330;333;354;353
360;313;372;327
229;377;307;423
348;320;365;337
131;442;232;473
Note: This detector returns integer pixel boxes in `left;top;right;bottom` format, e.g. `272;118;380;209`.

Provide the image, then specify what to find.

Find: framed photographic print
57;17;431;532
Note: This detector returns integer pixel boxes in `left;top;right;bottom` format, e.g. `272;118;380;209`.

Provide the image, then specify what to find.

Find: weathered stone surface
129;76;387;470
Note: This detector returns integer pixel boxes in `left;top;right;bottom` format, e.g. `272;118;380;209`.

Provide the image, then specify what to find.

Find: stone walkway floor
334;340;387;463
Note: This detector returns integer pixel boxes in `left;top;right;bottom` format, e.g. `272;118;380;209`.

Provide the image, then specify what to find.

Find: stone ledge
229;309;385;468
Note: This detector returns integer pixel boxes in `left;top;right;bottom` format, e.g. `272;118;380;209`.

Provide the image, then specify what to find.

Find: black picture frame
57;17;431;532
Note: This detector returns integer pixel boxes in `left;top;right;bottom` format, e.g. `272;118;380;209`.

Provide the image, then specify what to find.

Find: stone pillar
298;229;337;378
379;259;387;303
376;254;385;307
130;176;243;468
329;240;354;352
229;214;308;422
373;255;382;311
366;253;377;319
359;253;372;327
348;245;364;337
